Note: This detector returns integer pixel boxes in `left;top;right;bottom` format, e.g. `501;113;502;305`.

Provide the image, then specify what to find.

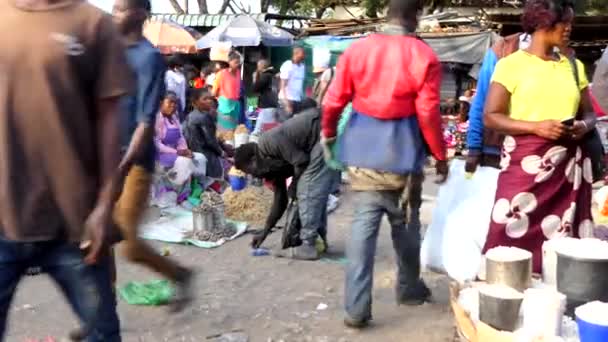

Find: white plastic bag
191;152;207;178
421;159;500;283
169;154;207;186
235;133;249;147
168;156;195;186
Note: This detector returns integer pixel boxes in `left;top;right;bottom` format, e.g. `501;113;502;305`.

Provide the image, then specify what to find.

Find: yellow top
491;50;588;122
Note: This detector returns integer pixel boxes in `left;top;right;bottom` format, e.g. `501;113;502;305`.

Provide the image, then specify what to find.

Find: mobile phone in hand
562;117;575;126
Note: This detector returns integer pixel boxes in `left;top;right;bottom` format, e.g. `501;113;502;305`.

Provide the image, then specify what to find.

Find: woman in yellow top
482;0;596;273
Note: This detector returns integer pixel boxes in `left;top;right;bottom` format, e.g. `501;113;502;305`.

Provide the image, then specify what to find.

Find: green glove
320;135;336;162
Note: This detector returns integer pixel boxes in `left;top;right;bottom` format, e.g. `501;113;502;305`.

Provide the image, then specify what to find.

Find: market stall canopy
280;31;498;79
196;15;294;49
144;18;203;54
421;30;499;66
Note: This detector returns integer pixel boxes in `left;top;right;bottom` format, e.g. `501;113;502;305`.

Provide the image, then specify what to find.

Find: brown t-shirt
0;0;133;241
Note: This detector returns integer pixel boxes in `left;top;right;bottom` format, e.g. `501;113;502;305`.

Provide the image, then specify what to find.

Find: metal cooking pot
556;251;608;315
486;257;532;292
479;289;524;332
192;206;214;232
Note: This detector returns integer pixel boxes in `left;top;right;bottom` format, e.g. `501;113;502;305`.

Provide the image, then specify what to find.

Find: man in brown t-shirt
0;0;132;340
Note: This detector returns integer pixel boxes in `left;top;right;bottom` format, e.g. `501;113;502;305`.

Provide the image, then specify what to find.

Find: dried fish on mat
185;222;237;242
187;192;237;242
223;187;273;227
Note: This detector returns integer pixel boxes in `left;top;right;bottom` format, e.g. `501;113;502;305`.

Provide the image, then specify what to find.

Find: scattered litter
295;312;311;319
207;332;248;342
118;280;174;306
251;248;271;257
320;256;348;265
316;303;328;311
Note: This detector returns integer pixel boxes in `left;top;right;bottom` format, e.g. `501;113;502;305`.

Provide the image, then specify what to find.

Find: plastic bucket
577;317;608;342
229;175;247;191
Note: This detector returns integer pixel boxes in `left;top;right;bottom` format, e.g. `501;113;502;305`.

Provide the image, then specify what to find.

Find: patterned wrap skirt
482;135;594;273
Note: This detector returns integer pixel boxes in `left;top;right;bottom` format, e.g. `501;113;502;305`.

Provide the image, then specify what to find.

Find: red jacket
321;34;446;161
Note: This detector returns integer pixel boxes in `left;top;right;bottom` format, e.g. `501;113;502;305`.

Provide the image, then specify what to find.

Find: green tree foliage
585;0;608;14
260;0;607;18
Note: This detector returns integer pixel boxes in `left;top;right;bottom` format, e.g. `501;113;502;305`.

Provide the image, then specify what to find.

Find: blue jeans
0;238;121;341
297;143;334;244
328;170;342;195
345;189;422;321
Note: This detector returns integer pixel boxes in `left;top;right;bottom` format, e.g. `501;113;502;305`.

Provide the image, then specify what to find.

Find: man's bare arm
119;124;153;175
83;97;123;264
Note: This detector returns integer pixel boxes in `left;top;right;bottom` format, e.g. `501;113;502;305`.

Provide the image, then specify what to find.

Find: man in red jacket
321;0;448;329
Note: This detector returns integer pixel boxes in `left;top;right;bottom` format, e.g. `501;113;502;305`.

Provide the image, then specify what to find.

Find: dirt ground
5;180;459;342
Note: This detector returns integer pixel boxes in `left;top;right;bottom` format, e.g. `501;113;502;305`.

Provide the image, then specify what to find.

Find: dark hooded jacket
257;108;321;170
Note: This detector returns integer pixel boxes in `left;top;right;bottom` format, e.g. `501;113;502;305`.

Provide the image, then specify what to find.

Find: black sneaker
397;280;432;306
275;242;319;261
344;316;371;329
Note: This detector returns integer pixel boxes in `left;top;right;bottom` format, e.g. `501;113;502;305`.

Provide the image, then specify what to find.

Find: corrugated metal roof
150;14;268;27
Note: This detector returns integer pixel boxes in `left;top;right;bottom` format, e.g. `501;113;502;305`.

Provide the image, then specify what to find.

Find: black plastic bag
281;200;302;249
583;128;606;182
569;56;607;181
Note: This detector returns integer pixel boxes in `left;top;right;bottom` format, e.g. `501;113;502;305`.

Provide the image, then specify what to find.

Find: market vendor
154;92;206;204
184;89;233;180
213;51;242;132
234;106;332;260
252;59;278;135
